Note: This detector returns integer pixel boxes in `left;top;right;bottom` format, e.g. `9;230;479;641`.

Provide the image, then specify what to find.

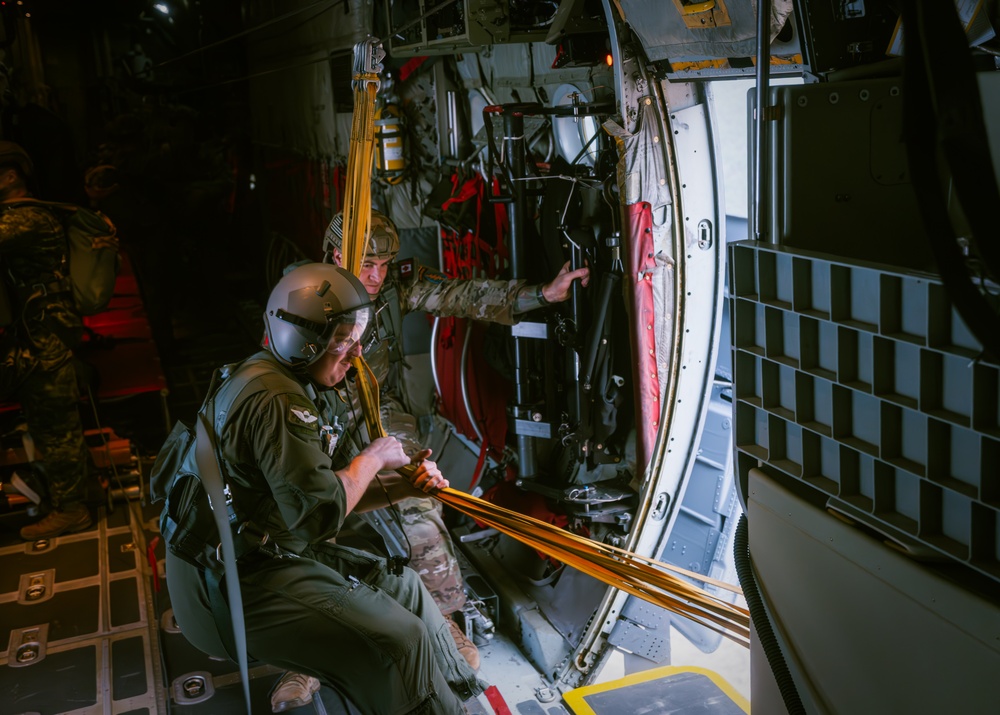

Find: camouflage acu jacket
0;202;81;345
364;262;526;390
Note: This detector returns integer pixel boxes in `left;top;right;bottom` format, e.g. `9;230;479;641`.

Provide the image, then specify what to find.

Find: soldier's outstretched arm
403;260;590;323
512;260;591;313
539;260;590;303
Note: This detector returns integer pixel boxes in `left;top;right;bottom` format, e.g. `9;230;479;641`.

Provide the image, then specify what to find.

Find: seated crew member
163;263;483;715
271;210;589;712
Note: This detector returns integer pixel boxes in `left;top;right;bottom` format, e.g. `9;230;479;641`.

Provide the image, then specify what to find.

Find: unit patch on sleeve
397;257;415;281
287;397;321;432
418;265;446;284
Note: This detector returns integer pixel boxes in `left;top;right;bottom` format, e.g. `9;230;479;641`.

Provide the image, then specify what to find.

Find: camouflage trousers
383;396;467;616
1;329;90;509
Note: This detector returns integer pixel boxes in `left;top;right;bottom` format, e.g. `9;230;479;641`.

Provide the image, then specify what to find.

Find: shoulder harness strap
379;272;407;367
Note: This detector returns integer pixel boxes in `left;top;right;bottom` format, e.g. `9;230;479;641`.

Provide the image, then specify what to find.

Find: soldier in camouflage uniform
325;211;589;654
0;141;94;540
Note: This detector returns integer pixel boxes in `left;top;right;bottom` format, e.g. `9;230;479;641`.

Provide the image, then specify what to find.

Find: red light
605;54;613;67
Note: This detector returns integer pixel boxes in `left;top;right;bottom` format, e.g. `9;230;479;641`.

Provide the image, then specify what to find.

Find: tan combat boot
270;671;321;713
448;616;481;671
20;503;92;540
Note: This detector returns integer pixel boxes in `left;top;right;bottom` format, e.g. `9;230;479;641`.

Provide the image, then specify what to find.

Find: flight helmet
263;263;374;367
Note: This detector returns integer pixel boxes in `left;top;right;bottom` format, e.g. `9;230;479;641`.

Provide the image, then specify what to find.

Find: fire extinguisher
374;103;406;184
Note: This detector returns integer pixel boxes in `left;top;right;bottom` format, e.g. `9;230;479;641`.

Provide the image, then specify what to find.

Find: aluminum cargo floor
0;500;361;714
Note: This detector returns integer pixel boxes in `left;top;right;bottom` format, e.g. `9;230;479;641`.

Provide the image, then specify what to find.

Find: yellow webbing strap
436;488;750;647
342;77;377;278
345;76;385;439
341;39;387;440
351;350;385;440
339;40;749;648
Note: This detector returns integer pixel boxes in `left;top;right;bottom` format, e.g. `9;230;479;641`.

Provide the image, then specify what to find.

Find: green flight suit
165;351;481;715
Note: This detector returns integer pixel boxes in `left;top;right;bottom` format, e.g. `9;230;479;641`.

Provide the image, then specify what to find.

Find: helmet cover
0;140;33;177
322;209;399;262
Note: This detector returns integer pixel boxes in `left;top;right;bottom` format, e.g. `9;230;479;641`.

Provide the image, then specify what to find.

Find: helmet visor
323;305;374;356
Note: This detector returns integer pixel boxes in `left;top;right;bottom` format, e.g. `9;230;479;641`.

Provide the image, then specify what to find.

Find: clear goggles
323;305;375;356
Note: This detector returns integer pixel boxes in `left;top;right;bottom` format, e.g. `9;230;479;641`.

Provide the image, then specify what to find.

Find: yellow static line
439;488;750;647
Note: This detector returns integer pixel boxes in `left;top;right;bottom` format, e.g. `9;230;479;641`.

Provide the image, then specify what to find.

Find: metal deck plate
563;665;748;715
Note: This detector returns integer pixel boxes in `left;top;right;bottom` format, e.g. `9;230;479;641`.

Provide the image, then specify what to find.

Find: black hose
901;2;1000;363
912;1;1000;284
734;512;807;715
580;270;620;391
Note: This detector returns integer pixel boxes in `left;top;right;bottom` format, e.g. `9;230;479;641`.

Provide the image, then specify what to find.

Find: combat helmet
0;140;33;177
323;209;400;262
263;263;374;367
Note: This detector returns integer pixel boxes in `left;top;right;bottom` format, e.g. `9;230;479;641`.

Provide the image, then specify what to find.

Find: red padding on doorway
626;201;658;474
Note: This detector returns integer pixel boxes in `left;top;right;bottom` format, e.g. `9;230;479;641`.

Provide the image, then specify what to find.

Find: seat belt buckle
237;520;268;545
207;484;234;512
387;555;409;576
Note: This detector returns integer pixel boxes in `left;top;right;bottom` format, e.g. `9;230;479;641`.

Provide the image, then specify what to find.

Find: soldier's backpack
150;363;237;571
59;202;119;315
149;359;270;715
0;198;119;319
149;418;221;571
149;360;272;570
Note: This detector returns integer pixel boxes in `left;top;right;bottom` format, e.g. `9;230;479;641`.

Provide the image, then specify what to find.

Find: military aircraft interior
1;0;999;713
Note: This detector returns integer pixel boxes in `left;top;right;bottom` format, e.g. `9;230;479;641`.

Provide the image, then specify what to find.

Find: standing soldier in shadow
0;141;94;539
